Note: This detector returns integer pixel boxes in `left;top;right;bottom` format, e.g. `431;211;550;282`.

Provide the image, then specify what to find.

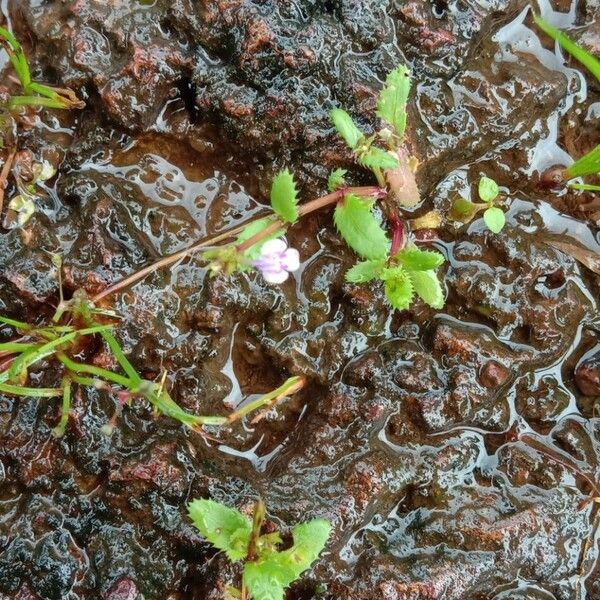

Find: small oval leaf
483;206;506;233
478;177;499;203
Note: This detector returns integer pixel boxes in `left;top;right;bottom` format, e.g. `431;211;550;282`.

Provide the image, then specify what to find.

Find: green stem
225;376;305;423
52;378;71;437
0;381;62;397
3;324;113;383
236;185;382;255
56;353;133;389
8;95;70;109
372;166;386;188
91;186;382;304
0;342;38;354
0;315;33;330
99;331;142;387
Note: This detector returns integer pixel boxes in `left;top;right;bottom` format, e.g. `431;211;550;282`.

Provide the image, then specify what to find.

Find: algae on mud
1;1;600;599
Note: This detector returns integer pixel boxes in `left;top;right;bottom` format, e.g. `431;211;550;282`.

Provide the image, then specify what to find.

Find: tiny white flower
253;239;300;284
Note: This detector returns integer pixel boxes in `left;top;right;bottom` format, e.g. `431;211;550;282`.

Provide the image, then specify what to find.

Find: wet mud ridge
1;0;600;599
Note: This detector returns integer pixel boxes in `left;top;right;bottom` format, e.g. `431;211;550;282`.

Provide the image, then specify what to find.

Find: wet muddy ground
1;0;600;598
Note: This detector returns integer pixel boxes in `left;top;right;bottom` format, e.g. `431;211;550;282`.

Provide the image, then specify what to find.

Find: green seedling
5;159;56;227
565;145;600;181
0;26;84;111
451;176;506;233
188;498;331;600
345;244;445;310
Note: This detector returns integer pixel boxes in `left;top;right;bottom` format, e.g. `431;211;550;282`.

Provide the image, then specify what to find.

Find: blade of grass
565;145;600;179
52;379;71;437
570;183;600;191
534;15;600;83
146;385;225;428
3;324;113;382
0;26;31;88
0;342;38;353
0;315;33;330
0;381;62;397
56;353;132;388
100;331;142;387
225;376;305;424
8;95;74;110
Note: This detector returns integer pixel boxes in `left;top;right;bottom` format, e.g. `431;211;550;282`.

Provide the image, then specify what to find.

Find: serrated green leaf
334;194;389;260
243;519;330;600
328;168;347;192
483;206;506;233
270;170;299;223
450;197;481;223
236;218;284;260
345;259;386;283
188;499;252;561
396;246;444;271
478;177;499;203
381;267;413;310
359;146;399;170
377;65;411;139
409;270;445;309
330;109;363;149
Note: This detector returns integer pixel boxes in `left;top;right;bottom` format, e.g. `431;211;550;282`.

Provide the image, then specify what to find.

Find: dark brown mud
1;1;600;599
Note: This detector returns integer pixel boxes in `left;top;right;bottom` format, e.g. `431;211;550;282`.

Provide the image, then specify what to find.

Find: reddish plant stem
246;499;266;562
236;185;382;254
92;185;384;304
0;147;17;216
389;209;405;257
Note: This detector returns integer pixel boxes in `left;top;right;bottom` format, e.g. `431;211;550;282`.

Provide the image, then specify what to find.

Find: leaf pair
188;499;331;600
450;176;506;233
346;245;445;310
330;109;399;171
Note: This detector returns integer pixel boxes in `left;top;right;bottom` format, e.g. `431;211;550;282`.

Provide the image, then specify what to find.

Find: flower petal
262;269;289;284
281;248;300;272
260;238;287;256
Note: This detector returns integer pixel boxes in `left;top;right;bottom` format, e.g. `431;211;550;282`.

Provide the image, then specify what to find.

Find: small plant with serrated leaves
450;176;507;233
200;65;446;312
188;498;331;600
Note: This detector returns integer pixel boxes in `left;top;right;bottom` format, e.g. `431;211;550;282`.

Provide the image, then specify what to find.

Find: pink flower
253;239;300;284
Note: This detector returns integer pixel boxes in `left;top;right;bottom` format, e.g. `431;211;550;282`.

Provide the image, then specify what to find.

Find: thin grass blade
534;16;600;83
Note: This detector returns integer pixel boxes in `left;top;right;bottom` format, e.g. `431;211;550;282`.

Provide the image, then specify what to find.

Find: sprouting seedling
0;26;85;111
346;244;445;310
564;145;600;189
188;498;331;600
199;65;445;312
450;176;506;233
4;158;56;228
